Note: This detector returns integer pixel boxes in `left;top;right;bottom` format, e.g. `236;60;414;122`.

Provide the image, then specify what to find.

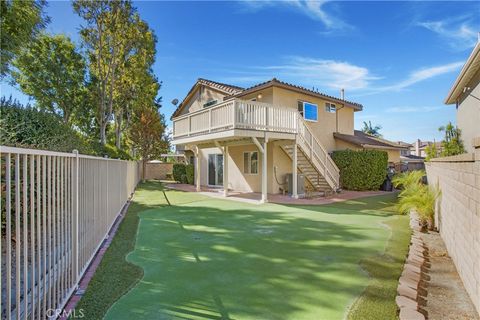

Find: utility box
286;173;305;196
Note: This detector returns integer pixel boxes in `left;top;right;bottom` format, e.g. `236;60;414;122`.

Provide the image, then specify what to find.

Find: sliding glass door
208;154;223;186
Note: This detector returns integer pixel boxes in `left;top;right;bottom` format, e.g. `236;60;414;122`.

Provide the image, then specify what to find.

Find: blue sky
1;1;479;143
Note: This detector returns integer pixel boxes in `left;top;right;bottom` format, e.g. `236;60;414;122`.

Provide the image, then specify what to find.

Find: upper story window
203;99;217;108
325;102;336;113
297;101;318;122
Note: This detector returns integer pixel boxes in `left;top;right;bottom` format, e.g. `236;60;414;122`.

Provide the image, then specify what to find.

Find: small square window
325;102;336;113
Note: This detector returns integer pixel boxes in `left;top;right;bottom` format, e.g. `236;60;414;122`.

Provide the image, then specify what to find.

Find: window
203;99;217;108
297;101;318;121
325;102;336;113
243;151;258;174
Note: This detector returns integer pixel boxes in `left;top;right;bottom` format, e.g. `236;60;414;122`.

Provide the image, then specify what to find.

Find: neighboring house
333;130;408;164
410;139;442;158
171;78;405;202
445;40;480;153
396;141;413;156
424;41;480;314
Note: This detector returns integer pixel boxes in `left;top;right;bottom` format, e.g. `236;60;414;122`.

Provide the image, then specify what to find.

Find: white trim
445;41;480;104
298;100;318;122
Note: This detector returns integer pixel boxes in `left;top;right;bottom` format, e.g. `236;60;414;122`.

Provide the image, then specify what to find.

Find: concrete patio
165;183;392;205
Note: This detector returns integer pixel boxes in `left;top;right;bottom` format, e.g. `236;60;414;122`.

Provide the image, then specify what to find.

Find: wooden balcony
172;99;298;145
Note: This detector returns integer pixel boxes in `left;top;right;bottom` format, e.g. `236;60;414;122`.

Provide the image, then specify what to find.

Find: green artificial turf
72;181;170;319
347;213;410;320
80;182;409;320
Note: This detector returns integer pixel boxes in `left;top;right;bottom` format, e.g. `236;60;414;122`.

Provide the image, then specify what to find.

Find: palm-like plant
393;171;440;230
392;170;424;190
362;121;382;137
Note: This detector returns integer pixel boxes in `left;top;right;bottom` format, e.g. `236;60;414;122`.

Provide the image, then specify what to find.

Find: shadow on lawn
102;183;396;320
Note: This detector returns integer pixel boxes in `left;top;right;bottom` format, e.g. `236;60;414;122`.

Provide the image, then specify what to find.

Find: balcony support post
261;138;268;203
223;146;229;197
292;142;298;199
194;146;201;192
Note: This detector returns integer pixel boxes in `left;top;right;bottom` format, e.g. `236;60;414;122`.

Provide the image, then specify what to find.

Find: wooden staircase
280;113;341;195
281;144;333;193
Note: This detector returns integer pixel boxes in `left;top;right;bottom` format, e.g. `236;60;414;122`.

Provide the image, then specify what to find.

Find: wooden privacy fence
0;146;141;319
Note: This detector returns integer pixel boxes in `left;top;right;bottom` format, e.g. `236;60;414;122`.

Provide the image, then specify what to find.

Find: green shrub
89;142;132;160
180;174;188;184
0;97;132;160
185;164;194;184
0;97;92;154
332;149;388;191
172;163;186;182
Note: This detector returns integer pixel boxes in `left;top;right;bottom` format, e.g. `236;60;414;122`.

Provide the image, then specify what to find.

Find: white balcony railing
172;99;298;138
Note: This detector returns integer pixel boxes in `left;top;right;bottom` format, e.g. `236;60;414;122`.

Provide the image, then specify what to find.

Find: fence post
72;149;79;285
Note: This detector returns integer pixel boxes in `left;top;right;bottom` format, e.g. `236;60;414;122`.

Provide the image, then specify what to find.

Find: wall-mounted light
257;93;263;100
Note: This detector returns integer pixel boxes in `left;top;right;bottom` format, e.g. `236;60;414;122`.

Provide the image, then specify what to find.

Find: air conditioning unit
286;173;305;196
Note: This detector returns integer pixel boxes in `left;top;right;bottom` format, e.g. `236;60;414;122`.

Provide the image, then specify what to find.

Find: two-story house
171;78;405;202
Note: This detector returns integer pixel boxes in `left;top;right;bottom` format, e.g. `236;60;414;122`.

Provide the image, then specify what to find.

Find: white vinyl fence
0;146;141;319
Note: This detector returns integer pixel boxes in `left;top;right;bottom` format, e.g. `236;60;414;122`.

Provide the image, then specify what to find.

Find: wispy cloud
221;58;462;97
240;0;352;31
379;62;464;91
263;57;378;90
220;56;378;91
386;106;444;113
416;15;478;51
349;61;464;97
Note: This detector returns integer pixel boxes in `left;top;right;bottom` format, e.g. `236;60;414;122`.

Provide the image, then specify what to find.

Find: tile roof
334;130;408;150
401;154;425;160
229;78;363;110
171;78;244;118
197;78;244;95
172;77;364;119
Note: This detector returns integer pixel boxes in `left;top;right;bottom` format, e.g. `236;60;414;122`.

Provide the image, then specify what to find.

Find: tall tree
74;0;155;146
362;121;382;138
128;105;169;181
12;33;86;123
439;122;465;157
112;16;159;149
0;0;48;78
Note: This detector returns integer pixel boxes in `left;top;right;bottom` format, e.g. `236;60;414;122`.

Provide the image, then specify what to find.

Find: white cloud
263;57;378;90
380;62;464;91
386;106;444;113
240;0;351;31
221;58;462;98
349;61;464;97
417;16;478;51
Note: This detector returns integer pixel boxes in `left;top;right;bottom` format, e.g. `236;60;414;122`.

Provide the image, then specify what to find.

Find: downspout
336;88;346;133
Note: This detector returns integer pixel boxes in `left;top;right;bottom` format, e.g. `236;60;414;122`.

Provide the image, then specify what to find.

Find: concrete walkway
165;183;391;205
421;231;479;320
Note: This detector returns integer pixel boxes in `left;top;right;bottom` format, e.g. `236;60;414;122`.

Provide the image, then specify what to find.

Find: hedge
172;163;186;182
0;97;131;159
0;97;92;154
331;149;388;191
185;164;194;185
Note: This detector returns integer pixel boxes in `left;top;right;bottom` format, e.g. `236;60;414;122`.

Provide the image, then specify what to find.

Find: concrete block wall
425;140;480;315
144;162;174;180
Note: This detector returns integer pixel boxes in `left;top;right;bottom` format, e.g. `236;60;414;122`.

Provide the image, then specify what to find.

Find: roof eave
444;41;480;105
231;79;364;110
